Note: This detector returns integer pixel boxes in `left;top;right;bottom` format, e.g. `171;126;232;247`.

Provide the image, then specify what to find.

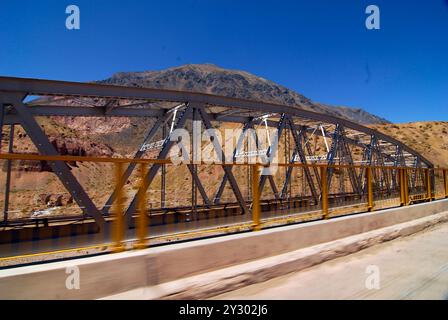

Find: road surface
213;222;448;300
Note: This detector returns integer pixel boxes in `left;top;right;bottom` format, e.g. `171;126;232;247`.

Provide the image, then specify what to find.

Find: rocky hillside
98;64;389;125
26;64;390;156
370;121;448;168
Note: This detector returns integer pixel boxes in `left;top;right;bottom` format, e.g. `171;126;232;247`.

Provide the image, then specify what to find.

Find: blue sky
1;0;447;123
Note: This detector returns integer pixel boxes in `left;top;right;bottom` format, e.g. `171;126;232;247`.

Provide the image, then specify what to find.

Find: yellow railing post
399;168;405;206
252;163;261;231
404;168;409;205
134;163;148;250
444;169;448;199
367;166;374;212
426;168;432;201
320;165;329;219
399;168;410;206
112;162;125;252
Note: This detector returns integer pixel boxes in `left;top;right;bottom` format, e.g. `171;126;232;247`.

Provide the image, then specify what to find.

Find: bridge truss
0;76;433;230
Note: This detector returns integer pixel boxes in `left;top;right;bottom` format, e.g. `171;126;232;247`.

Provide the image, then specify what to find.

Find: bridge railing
0;153;447;265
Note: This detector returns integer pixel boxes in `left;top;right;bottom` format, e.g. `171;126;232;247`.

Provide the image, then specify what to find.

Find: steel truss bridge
0;76;445;263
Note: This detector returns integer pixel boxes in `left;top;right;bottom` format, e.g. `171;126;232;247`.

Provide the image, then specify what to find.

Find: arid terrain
371;121;448;168
1;64;446;221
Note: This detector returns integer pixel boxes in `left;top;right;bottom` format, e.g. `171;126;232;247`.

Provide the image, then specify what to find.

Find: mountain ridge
97;64;389;125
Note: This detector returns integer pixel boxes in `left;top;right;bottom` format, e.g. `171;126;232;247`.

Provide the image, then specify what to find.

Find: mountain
98;64;389;125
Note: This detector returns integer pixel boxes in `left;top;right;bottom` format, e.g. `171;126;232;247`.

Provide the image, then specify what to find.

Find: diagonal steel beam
327;124;344;191
0;76;432;168
186;107;212;208
195;104;248;214
286;118;318;202
359;135;377;193
258;114;286;197
411;157;422;189
280;130;300;200
302;128;322;190
102;111;171;214
373;140;391;192
370;139;380;187
280;149;297;199
104;99;119;114
338;130;361;194
280;125;322;199
213;120;253;204
251;127;280;199
391;146;401;188
4;104;417;171
7;96;105;227
186;164;212;207
124;106;193;222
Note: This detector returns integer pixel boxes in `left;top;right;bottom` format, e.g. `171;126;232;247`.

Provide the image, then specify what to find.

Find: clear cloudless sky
0;0;447;123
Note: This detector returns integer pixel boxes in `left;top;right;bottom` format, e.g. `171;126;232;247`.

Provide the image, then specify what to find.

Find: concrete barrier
1;199;447;299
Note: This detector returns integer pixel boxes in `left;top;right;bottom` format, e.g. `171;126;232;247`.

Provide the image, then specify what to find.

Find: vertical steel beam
321;165;329;219
188;107;211;210
367;166;374;212
252;164;261;231
3;124;14;223
10;97;105;227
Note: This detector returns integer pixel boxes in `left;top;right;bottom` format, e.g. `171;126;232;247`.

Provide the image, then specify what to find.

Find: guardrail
0;153;447;263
